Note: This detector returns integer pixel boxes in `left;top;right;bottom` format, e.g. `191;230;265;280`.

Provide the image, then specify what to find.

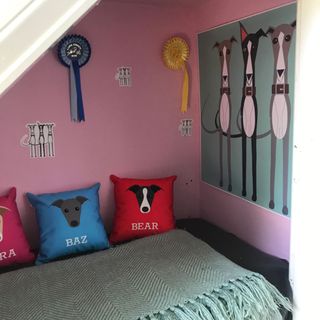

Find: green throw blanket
0;230;291;320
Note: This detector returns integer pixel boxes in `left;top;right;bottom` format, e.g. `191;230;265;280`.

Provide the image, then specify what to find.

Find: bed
0;219;292;320
176;218;292;320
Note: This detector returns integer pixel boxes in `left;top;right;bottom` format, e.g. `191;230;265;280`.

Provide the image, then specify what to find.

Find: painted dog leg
227;132;232;191
241;133;247;197
219;131;223;187
269;134;276;209
282;132;289;215
251;134;257;201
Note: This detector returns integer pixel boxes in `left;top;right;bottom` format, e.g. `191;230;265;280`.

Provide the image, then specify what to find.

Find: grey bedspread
0;230;291;320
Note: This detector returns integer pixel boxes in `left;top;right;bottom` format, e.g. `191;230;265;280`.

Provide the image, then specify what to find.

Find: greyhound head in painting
240;23;266;97
213;37;237;95
0;206;10;242
267;22;296;88
213;37;237;191
267;21;296;215
239;23;266;202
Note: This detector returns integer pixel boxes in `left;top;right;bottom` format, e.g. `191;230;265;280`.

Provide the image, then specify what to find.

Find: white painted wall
290;0;320;318
0;0;100;96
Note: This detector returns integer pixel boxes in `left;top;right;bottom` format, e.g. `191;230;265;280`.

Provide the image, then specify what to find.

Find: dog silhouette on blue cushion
52;196;88;227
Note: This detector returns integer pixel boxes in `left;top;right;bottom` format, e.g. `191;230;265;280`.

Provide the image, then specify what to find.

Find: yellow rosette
162;37;190;113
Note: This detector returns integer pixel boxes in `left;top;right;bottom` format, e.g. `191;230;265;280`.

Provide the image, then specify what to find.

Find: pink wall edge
201;183;291;260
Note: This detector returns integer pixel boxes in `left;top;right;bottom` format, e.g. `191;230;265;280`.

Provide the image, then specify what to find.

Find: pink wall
0;1;200;248
0;0;296;260
193;0;295;260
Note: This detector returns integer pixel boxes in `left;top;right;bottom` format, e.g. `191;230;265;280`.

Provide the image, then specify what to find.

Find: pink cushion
0;188;35;267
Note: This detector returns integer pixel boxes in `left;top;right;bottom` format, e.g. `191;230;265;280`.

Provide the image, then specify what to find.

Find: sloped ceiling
103;0;210;6
0;0;100;97
0;0;208;96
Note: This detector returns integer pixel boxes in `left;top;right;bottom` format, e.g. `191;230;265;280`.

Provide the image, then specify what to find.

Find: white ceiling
103;0;210;7
0;0;34;31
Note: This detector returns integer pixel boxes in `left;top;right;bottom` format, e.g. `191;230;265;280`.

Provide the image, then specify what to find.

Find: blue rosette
58;34;91;122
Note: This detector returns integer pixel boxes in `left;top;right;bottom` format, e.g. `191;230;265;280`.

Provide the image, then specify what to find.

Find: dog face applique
0;206;10;242
128;185;161;213
52;196;88;227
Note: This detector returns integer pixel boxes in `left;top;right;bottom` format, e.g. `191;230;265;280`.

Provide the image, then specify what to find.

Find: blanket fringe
140;274;292;320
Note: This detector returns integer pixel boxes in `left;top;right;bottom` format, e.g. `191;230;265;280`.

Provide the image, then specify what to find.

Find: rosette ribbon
58;35;91;122
162;37;190;113
181;62;189;113
69;60;85;121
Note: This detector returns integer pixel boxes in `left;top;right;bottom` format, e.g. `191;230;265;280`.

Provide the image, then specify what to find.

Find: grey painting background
199;4;296;216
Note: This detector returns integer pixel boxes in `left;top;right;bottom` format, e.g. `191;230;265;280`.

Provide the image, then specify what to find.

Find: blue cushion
27;183;109;265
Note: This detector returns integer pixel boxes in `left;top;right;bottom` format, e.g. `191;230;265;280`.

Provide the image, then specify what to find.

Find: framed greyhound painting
199;3;296;216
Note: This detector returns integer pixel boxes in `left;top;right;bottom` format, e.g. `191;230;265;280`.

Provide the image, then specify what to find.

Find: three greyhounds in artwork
203;20;295;214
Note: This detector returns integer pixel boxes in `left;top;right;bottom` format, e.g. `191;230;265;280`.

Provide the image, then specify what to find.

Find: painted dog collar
272;84;289;94
220;87;231;95
243;86;256;96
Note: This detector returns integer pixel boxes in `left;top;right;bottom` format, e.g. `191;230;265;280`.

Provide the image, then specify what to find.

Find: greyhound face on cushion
128;185;161;213
0;206;10;242
52;196;88;227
